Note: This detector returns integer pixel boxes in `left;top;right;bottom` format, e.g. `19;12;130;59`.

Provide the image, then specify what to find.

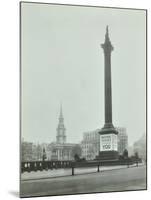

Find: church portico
51;143;75;161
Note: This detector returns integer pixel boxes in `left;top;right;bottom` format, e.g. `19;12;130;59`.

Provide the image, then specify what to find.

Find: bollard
136;161;138;167
72;167;74;176
97;165;100;172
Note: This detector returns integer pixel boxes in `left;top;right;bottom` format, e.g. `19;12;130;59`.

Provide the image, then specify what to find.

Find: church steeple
59;103;63;120
56;104;66;143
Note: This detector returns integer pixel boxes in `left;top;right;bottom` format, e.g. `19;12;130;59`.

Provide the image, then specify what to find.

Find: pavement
21;164;131;180
21;163;144;181
20;164;146;197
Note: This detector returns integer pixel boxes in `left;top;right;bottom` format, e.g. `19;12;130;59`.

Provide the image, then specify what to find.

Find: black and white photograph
20;2;147;198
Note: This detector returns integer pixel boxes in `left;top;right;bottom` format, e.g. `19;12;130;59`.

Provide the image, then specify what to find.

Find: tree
134;152;139;159
71;145;82;159
42;147;47;161
74;154;80;161
123;149;128;159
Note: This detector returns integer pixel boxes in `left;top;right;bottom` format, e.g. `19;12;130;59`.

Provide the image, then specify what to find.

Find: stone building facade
21;141;33;161
116;127;128;155
81;129;100;160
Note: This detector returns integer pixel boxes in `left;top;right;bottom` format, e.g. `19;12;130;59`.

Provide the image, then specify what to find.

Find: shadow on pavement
8;190;19;197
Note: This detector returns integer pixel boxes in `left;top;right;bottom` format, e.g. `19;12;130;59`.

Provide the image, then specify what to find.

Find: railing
71;161;101;175
21;160;72;173
21;158;142;174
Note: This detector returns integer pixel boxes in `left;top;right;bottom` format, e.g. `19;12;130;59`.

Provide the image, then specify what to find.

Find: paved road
21;164;135;180
20;165;146;197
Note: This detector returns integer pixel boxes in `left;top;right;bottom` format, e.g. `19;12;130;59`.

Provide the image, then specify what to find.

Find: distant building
116;127;128;155
36;143;44;160
133;133;146;161
128;145;134;157
31;144;38;161
81;129;100;160
45;143;52;160
23;142;50;161
21;141;33;161
50;105;77;161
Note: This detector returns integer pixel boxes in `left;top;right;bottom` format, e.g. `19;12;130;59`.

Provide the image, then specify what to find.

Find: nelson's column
99;26;118;160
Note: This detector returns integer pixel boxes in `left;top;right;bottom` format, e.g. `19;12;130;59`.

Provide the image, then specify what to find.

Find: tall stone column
99;26;118;160
102;26;113;126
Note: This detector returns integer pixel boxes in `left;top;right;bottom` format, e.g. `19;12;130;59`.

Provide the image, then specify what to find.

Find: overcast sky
21;3;146;146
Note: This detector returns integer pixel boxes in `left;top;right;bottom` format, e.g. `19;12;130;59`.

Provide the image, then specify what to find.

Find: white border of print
0;0;150;200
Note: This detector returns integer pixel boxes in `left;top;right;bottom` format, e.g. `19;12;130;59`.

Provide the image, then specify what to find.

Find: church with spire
50;104;78;161
56;105;66;144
